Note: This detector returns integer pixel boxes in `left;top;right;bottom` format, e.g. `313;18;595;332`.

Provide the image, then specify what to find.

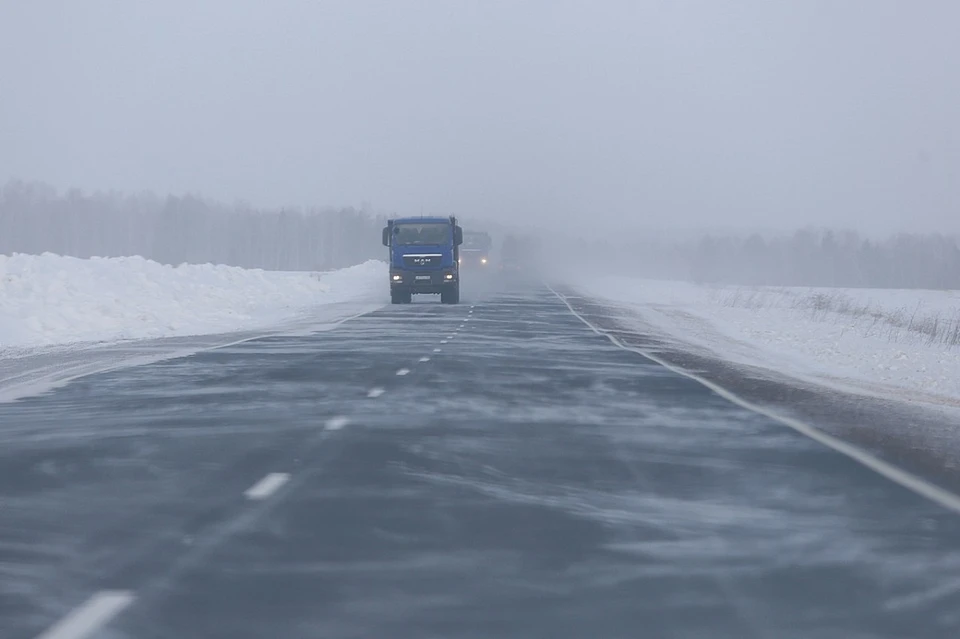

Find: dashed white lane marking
434;348;442;352
419;356;430;362
367;387;385;398
244;473;290;500
549;285;960;516
440;340;448;344
325;416;349;431
396;368;410;376
35;591;135;639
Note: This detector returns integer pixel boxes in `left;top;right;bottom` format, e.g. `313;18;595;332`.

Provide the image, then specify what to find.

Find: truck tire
441;284;460;304
391;290;411;304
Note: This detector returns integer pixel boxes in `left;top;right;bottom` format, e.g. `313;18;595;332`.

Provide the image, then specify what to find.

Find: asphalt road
3;279;960;639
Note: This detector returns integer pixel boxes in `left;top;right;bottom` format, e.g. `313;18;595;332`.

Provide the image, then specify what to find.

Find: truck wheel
441;284;460;304
391;290;411;304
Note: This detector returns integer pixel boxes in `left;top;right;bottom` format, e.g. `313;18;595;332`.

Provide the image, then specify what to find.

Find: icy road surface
2;280;960;638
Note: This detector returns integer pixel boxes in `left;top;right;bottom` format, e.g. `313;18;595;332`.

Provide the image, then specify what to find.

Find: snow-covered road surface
3;283;960;638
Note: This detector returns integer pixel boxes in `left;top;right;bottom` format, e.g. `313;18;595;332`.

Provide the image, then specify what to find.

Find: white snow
0;254;387;402
574;277;960;408
0;253;386;350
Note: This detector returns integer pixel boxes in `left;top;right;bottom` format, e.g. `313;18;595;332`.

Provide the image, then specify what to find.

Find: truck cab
459;230;493;269
382;216;464;304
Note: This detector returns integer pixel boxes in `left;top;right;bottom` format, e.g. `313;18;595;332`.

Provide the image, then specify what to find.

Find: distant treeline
0;180;387;270
689;230;960;289
3;180;959;289
573;228;960;290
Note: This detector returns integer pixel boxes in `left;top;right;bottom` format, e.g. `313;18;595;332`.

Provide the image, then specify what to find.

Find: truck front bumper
391;269;458;294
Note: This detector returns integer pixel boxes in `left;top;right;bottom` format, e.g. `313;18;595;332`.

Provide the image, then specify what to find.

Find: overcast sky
1;0;958;235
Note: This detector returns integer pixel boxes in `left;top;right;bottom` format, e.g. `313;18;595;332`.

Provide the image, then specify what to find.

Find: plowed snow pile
576;278;960;407
0;253;386;350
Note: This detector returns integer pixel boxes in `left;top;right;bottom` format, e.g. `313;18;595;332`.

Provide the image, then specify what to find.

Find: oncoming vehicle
382;216;464;304
459;230;493;269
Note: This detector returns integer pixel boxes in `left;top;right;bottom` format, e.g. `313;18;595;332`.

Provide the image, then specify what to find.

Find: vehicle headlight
481;258;487;264
392;274;401;281
445;273;454;280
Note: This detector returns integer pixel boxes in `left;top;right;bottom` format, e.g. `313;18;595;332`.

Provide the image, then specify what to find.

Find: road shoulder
557;288;960;498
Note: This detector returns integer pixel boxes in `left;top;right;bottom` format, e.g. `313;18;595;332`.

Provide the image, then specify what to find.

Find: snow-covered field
0;253;386;350
576;278;960;408
0;254;387;401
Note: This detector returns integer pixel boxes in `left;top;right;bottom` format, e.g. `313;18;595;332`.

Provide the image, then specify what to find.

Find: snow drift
573;277;960;408
0;253;387;350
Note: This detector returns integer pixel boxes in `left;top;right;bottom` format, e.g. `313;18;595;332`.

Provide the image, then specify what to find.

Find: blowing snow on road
3;274;960;639
4;1;960;637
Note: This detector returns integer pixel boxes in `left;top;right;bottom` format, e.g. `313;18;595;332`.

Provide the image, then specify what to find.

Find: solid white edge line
35;591;135;639
548;285;960;515
244;472;290;500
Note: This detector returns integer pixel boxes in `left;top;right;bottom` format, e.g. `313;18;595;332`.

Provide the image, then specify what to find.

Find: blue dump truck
382;215;463;304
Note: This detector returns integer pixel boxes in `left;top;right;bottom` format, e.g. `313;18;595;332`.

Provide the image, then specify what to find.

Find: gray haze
2;0;958;236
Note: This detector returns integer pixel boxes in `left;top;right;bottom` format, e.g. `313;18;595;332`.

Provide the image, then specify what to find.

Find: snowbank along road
0;253;386;350
3;276;960;639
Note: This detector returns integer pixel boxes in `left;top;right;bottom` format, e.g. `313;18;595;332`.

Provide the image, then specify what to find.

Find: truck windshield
463;233;491;250
393;223;449;245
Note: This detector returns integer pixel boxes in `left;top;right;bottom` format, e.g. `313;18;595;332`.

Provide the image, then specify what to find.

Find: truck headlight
392;274;401;281
445;273;454;280
481;258;487;264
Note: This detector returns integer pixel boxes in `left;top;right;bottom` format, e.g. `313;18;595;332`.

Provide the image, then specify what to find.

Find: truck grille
402;254;442;268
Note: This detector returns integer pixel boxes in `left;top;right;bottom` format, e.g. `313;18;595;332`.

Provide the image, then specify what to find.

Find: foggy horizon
2;1;959;236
